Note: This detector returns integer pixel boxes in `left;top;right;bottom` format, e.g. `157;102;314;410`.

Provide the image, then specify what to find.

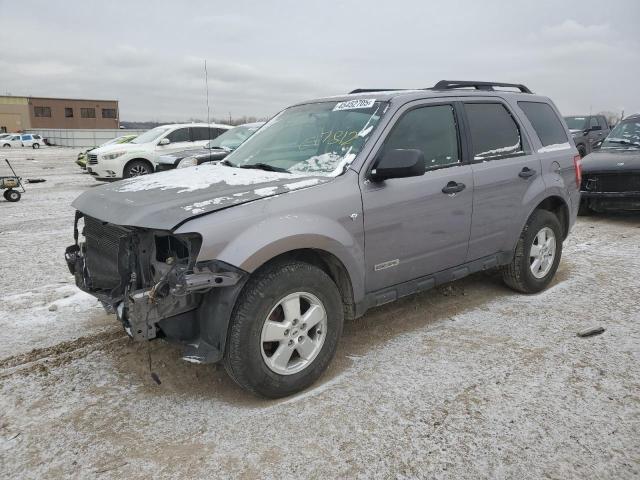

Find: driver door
361;101;473;292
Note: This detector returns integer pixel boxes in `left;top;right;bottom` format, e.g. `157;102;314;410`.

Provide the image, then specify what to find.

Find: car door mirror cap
159;138;170;145
370;149;425;182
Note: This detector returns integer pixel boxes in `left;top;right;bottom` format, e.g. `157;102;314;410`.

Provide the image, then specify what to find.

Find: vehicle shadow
103;262;574;406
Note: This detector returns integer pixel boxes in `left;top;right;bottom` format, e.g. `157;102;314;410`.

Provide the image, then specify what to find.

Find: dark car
579;114;640;214
155;122;264;171
564;115;611;157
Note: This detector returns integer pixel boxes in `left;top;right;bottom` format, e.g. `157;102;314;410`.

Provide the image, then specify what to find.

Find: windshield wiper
220;159;236;167
239;162;290;173
606;139;640;147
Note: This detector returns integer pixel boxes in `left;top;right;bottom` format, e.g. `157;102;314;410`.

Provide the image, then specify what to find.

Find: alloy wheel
260;292;328;375
530;227;556;279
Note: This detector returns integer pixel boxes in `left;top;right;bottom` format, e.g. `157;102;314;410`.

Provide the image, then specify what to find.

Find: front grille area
83;216;130;290
88;154;98;165
582;173;640;193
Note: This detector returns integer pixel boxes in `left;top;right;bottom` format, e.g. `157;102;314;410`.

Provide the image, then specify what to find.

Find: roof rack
348;88;404;94
431;80;533;94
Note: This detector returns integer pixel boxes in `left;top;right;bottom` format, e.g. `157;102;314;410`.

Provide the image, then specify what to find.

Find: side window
589;117;599;129
190;127;218;141
518;101;568;147
33;135;41;139
21;135;32;140
166;128;190;143
598;116;608;129
381;104;460;170
464;103;524;160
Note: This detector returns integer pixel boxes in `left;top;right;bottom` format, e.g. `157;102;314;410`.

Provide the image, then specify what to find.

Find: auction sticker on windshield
333;99;376;111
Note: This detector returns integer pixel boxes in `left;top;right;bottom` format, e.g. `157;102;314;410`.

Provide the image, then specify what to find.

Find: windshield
601;121;640;149
564;116;588;130
224;100;386;176
207;125;259;151
131;126;171;144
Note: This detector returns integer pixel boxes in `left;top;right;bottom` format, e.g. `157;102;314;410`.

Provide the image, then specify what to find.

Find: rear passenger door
463;100;542;261
361;101;474;292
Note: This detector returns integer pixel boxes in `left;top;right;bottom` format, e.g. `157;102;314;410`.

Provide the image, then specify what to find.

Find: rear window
464;103;524;160
518;102;568;147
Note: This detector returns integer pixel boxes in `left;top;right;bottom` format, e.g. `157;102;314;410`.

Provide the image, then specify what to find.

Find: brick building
0;95;119;132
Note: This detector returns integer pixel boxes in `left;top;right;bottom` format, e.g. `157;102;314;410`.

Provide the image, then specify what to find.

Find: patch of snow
254;186;278;196
114;163;304;194
284;178;322;190
474;141;522;160
538;142;571;153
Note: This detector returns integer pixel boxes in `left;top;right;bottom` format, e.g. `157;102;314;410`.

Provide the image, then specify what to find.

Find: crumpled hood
72;163;329;230
582;149;640;173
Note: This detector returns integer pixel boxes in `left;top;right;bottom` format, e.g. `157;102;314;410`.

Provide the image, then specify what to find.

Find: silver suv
66;80;581;398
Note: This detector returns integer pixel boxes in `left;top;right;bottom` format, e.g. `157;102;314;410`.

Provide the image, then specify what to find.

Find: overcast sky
1;0;638;121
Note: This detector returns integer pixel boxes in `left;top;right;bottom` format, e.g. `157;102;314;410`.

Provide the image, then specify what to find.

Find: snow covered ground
1;148;639;479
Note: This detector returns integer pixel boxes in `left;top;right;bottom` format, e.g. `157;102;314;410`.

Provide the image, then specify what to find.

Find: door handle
518;167;536;179
442;181;466;194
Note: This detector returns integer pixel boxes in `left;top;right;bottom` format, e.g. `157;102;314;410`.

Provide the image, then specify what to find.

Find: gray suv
564;114;611;157
65;80;581;398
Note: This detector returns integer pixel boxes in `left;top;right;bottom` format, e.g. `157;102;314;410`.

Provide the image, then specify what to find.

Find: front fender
174;171;366;302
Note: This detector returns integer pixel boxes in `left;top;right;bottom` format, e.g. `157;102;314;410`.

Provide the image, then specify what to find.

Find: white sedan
1;134;23;148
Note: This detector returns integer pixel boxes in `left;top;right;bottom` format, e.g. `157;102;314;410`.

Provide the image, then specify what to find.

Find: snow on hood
115;162;307;193
72;163;329;230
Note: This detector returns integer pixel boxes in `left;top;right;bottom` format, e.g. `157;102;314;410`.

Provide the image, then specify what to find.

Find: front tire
577;144;587;158
502;210;563;293
4;189;21;202
224;261;344;398
123;159;153;178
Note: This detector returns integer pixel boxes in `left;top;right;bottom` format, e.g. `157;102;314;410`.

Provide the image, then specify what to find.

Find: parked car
66;80;580;398
579;114;640;214
20;134;46;148
76;134;138;169
86;123;232;180
1;134;24;148
156;122;264;171
564;115;611;157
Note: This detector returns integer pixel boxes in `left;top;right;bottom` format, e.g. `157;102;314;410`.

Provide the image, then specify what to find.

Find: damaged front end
65;212;247;363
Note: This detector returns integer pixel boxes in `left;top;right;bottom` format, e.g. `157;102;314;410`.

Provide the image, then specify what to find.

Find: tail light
573;154;582;188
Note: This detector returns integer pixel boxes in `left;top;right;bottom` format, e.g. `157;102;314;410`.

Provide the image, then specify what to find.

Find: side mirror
370;149;425;182
159;138;170;145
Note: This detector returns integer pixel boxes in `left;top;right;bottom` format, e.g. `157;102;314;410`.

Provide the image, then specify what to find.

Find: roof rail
348;88;403;94
431;80;533;94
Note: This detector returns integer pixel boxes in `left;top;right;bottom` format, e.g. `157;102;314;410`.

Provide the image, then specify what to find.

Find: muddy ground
0;148;638;479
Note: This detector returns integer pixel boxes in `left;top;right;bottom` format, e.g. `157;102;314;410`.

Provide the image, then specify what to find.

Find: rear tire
224;260;344;398
3;144;10;148
123;159;153;178
502;210;563;293
4;189;21;202
32;143;40;149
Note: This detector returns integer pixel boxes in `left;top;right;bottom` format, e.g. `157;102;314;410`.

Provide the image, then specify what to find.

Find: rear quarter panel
513;98;580;233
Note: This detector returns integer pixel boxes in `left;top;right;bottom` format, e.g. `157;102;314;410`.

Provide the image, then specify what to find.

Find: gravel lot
1;148;639;479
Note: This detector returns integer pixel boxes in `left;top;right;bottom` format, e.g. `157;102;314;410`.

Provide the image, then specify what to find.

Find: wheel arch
249;248;356;321
123;157;154;174
528;195;570;240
